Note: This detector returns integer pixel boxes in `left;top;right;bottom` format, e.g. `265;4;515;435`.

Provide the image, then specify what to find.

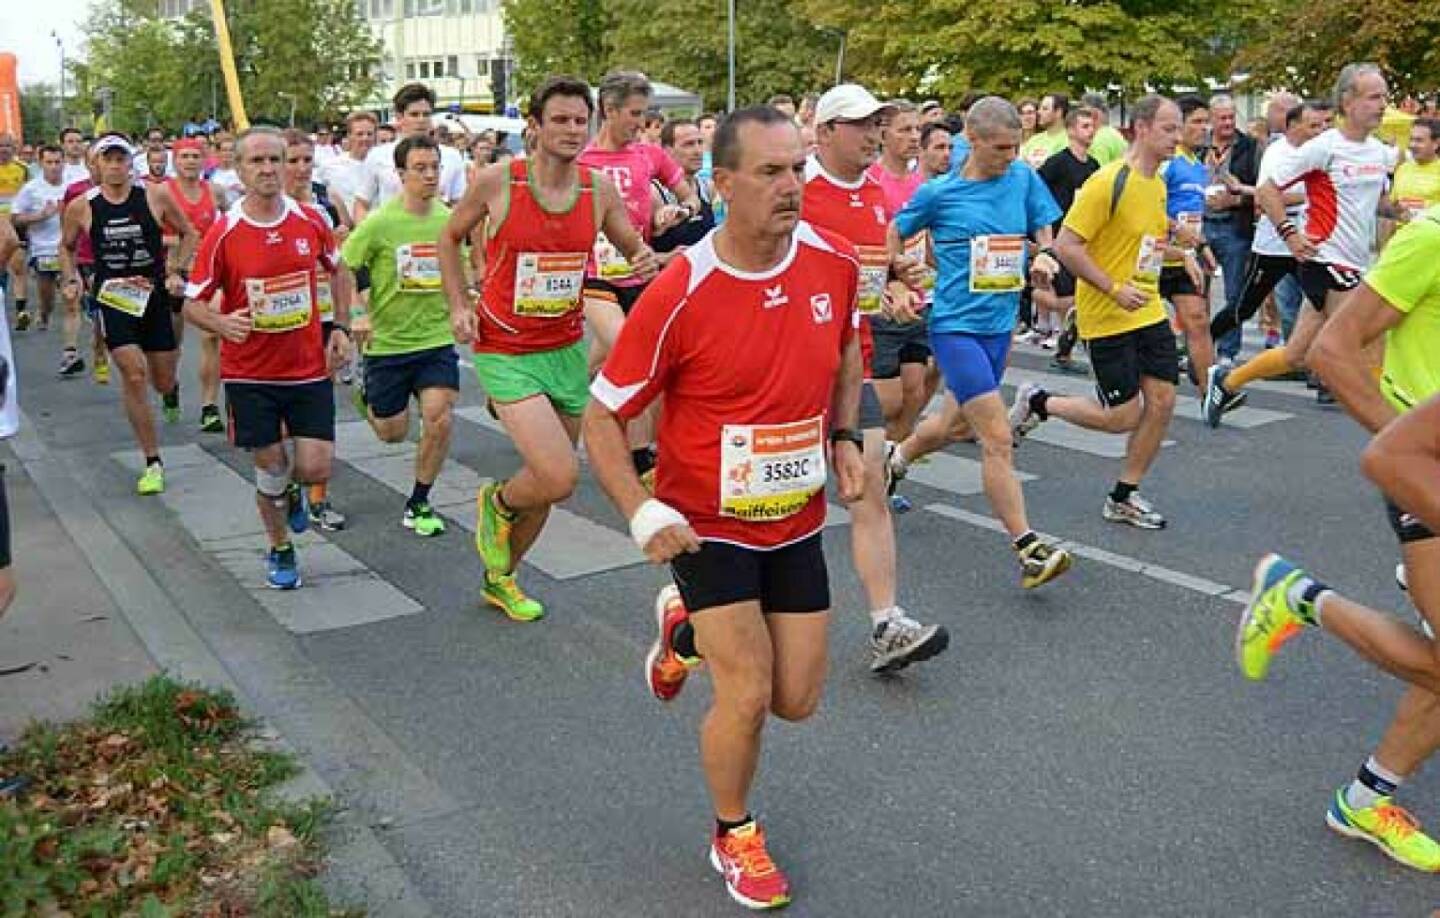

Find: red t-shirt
802;157;889;377
478;159;598;356
63;178;95;265
186;197;338;384
591;223;858;550
578;141;683;287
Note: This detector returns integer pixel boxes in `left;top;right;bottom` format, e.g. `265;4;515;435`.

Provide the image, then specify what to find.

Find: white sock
869;606;897;627
1345;756;1404;809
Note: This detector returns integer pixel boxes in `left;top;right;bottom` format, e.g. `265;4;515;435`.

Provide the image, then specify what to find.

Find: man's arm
595;174;658;281
1054;226;1148;311
11;190;56;229
439;162;499;344
148;183;198;291
1308;282;1404;433
828;333;865;503
0;219;17;270
1361;395;1440;534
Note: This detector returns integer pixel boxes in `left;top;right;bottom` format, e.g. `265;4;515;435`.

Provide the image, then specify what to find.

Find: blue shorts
930;330;1011;405
363;344;460;419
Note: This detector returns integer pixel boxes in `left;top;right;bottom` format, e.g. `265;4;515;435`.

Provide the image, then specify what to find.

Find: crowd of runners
1;62;1440;909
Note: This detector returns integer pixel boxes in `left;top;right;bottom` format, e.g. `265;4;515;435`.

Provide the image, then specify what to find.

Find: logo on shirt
848;193;863;208
762;284;789;309
602;166;633;195
295;237;311;256
874;205;886;225
265;230;283;246
810;293;832;324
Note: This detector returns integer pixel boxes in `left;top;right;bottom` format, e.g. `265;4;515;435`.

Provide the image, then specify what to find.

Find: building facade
357;0;512;112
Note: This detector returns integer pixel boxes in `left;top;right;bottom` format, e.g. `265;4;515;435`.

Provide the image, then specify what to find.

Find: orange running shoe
709;819;791;910
645;585;700;702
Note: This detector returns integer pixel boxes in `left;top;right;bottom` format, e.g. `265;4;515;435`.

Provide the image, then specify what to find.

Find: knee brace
255;463;291;499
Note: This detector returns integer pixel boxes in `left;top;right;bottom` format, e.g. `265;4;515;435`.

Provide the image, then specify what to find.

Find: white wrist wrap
629;498;689;550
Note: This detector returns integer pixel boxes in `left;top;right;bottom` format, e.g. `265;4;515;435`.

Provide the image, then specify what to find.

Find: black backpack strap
1109;163;1131;219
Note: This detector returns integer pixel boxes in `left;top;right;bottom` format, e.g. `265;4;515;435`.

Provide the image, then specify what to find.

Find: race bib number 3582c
719;416;827;521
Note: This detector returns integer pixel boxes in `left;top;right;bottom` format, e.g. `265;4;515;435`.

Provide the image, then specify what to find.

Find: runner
1203;64;1399;424
1010;94;1183;529
162;138;225;430
804;82;948;673
1392;118;1440;219
206;133;244;207
1236;200;1440;873
181;125;353;589
11;146;67;333
343;134;458;539
58;133;200;495
324;112;377;224
651;117;716;258
1207;101;1328;379
438;75;657;622
1157;95;1219;389
1083;93;1129;167
585;104;865;910
283;129;351;532
1035;105;1100;370
59;128;89;186
352;83;467;221
888;97;1074;588
1020;93;1070;170
59;149;105;382
0;134;30;331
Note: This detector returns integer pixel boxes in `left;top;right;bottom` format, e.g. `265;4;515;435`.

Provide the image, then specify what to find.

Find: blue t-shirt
1159;148;1207;220
894;161;1061;335
947;136;973;172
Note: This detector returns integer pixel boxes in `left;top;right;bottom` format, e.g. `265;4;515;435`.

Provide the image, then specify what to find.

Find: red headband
173;138;204;153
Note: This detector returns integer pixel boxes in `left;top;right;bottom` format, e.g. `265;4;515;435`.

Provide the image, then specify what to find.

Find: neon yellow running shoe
1235;553;1317;681
482;572;544;622
1327;790;1440;872
93;360;110;385
475;481;515;575
136;463;165;496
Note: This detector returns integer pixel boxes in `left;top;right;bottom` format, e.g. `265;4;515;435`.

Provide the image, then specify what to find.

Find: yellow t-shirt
1392;158;1440;219
0;161;27;216
1365;204;1440;413
1062;159;1169;339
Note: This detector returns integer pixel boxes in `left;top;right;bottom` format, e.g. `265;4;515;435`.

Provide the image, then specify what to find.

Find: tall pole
207;0;249;129
726;0;735;113
835;31;846;85
52;32;64;129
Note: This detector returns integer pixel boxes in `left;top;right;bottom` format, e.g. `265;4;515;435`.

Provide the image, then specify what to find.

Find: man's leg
492;396;581;568
1366;539;1440;782
252;441;296;549
849;425;897;614
1173;291;1214;386
583;294;627;374
1208;223;1251;360
962;392;1030;538
1119;375;1177;487
35;274;56;329
111;345;161;458
1275;273;1303;342
199;331;221;409
692;600;778;822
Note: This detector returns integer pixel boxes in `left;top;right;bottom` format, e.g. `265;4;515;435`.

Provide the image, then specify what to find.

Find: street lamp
726;0;735;113
277;91;297;126
821;27;847;85
51;31;65;127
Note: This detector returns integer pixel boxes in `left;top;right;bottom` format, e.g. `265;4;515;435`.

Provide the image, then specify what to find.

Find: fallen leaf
266;826;298;850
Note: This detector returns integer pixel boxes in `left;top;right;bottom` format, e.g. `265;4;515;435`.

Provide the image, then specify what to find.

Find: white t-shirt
209;168;244;208
62;162;90;187
13;176;66;259
1253;137;1307;258
0;290;18;439
1271;128;1397;270
355;140;466;211
322;154;367;210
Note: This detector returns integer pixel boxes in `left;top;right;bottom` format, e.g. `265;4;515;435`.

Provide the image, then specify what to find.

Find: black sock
144;454;162;468
673;620;698;658
1110;481;1136;503
163;384;180;407
716;813;753;835
409;481;433;508
1013;531;1038;552
631;447;657;476
1030;389;1050;421
14;298;26;312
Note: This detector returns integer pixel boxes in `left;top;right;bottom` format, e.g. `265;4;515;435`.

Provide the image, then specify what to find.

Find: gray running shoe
869;609;949;674
1102;493;1167;530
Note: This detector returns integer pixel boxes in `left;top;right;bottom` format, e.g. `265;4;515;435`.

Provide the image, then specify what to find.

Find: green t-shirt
1365;204;1440;412
1090;125;1129;167
340;197;455;356
1021;129;1069;170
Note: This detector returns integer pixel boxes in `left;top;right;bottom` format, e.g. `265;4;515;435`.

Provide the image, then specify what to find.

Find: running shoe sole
1235;553;1285;676
1324;797;1434;871
266;574;302;590
644;585;683;701
708;845;791;911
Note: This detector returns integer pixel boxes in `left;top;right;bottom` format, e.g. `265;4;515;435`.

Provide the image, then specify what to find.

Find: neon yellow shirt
1364;204;1440;412
0;161;27;215
1393;158;1440;218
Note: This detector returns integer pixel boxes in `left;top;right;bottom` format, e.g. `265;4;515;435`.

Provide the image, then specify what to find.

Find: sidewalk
0;447;158;744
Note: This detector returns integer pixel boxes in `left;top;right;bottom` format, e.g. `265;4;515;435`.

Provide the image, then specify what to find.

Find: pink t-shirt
579;142;684;286
865;160;924;219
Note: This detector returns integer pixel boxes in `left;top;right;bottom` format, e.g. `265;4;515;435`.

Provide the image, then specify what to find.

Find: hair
1065;106;1095;129
234;125;285;159
528;75;595;122
768;94;794;106
712;105;796;171
59;127;83;142
1177;94;1209;120
885;99;918;116
697;112;719;127
1043;93;1071;118
282;127;313;149
345;111;378;131
1286;100;1325;127
394;134;439;170
37;143;62;158
1081;92;1108;112
1208;93;1237;112
643;108;665;128
660;117;696;148
1015;97;1038;114
597;70;653;119
964;96;1021;138
1131;93;1174;126
959;91;989;114
145;126;165;139
1334;62;1384;114
378;124;396;136
393;82;437;114
919;121;951;148
942;113;966;135
1415;117;1440;142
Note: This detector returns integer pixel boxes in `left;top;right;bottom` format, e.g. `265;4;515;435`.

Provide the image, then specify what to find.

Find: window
459;0;472;11
446;56;458;77
419;61;431;79
406;62;417;79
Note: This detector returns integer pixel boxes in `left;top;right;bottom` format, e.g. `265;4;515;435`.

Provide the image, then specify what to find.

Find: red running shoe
709;819;791;910
644;585;700;702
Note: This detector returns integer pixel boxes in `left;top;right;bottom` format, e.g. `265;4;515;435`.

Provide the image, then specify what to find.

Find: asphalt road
9;313;1434;917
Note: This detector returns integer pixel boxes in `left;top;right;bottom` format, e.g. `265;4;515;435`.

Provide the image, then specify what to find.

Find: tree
81;0;381;134
503;0;614;98
1235;0;1440;98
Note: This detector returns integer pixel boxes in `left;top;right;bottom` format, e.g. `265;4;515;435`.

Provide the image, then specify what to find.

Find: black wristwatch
829;428;863;447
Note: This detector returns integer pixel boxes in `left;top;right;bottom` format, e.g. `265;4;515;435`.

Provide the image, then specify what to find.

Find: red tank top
163;177;219;243
477;159;599;356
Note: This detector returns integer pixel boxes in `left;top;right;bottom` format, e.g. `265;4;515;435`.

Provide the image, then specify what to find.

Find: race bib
514;252;586;317
969;234;1026;293
317;277;334;323
396;242;442;291
1401;198;1428;220
904;234;935;291
593;234;633;281
1133;235;1165;292
856;246;889;315
1175;211;1204;241
97;276;153;317
719;416;827;521
245;270;314;333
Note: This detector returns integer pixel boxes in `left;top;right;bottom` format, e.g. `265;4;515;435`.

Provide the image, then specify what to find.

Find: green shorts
471;340;590;417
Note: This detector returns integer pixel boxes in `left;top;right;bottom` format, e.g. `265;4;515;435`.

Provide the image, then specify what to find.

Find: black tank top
651;178;716;253
88;185;165;285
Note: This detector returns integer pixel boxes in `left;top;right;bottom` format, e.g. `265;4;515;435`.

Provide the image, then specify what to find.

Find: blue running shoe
266;544;302;590
285;483;309;534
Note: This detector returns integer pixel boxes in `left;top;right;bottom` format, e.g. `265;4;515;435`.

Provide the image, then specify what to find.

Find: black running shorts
671;532;830;615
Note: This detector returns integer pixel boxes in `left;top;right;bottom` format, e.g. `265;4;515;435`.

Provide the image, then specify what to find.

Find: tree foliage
81;0;381;134
503;0;614;97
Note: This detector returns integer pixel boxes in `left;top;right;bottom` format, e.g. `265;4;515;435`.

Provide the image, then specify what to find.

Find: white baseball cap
93;134;137;158
814;84;894;126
